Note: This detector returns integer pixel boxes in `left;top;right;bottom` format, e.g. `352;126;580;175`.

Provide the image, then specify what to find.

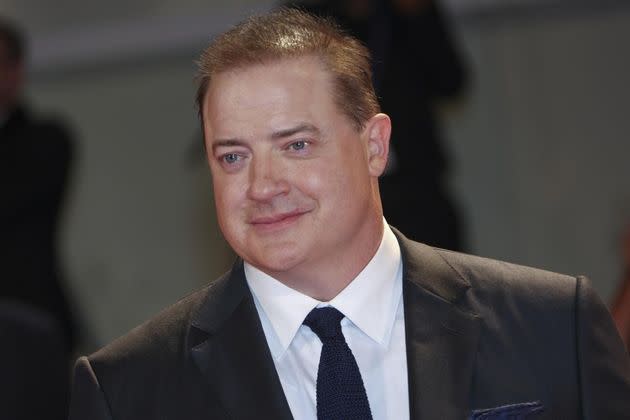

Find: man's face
203;56;390;285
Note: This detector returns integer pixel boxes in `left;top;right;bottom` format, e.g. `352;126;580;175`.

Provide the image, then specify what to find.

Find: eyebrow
211;138;247;153
271;123;320;139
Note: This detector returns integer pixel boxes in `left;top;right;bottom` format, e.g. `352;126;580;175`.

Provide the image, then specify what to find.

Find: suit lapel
395;230;482;420
189;260;293;420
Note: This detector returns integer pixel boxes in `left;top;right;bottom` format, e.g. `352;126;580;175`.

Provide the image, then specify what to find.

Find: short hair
196;8;380;131
0;17;25;62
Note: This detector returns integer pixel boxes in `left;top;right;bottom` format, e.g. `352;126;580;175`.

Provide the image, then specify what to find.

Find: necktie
303;307;373;420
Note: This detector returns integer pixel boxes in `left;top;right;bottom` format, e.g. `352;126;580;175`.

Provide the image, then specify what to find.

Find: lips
249;209;310;232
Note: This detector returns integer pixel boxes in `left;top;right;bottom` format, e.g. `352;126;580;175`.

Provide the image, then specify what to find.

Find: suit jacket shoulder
70;264;292;420
88;283;211;382
435;247;577;316
397;231;630;419
73;272;234;420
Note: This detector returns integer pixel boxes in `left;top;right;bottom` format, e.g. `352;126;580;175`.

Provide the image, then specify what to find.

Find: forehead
202;56;338;126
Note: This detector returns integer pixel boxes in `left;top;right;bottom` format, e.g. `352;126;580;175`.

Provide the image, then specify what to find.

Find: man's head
198;9;391;298
0;17;25;112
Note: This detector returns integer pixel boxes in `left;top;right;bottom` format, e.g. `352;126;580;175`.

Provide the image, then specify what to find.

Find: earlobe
365;113;391;177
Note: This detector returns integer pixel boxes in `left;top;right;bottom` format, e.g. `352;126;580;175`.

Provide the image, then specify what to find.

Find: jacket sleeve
68;356;114;420
576;276;630;419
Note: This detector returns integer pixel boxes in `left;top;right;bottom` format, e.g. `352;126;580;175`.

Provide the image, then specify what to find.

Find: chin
248;246;306;275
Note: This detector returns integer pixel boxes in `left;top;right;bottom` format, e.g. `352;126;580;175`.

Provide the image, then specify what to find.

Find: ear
363;113;391;177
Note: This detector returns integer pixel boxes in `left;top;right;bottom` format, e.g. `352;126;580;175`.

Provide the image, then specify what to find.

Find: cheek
298;161;357;211
298;166;326;194
212;177;238;222
292;157;340;201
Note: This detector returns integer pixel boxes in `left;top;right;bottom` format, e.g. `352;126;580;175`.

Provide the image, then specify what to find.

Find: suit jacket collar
394;228;481;419
189;261;293;420
188;230;481;420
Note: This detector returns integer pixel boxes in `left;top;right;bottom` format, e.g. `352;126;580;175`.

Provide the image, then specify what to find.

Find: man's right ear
364;113;391;177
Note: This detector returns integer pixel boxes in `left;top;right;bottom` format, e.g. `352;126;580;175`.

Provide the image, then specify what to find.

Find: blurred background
2;0;629;355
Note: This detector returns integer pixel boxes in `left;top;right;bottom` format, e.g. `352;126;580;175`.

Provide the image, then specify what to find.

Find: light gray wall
6;2;629;347
2;0;269;34
30;60;235;346
446;8;630;300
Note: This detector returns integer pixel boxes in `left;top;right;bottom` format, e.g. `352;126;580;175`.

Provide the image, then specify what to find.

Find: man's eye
222;153;240;164
289;140;307;151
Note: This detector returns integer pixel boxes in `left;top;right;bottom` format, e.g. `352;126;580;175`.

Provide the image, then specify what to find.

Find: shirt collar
245;219;402;360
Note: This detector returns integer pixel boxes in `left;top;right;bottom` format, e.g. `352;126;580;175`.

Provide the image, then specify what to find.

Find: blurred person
0;16;77;419
69;9;630;420
287;0;468;251
611;222;630;349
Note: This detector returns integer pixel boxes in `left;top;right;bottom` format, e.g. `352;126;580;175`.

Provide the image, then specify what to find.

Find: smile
249;210;310;233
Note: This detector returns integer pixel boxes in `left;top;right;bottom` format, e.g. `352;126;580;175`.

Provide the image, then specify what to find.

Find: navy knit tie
303;307;373;420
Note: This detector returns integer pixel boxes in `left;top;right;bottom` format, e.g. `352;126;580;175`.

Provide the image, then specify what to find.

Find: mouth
249;209;310;233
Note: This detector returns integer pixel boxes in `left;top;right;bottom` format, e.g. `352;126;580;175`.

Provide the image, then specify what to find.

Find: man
69;9;630;420
1;17;77;420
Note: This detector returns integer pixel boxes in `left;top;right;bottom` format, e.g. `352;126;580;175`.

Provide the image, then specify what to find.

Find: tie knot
303;307;345;341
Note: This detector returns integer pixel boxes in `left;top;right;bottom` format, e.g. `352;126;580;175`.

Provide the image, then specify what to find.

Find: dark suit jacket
69;231;630;419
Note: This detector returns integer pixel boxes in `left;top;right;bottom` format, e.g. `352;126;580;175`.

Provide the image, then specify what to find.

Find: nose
247;155;290;202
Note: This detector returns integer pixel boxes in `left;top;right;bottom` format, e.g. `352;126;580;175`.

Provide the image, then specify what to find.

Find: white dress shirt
245;221;409;420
